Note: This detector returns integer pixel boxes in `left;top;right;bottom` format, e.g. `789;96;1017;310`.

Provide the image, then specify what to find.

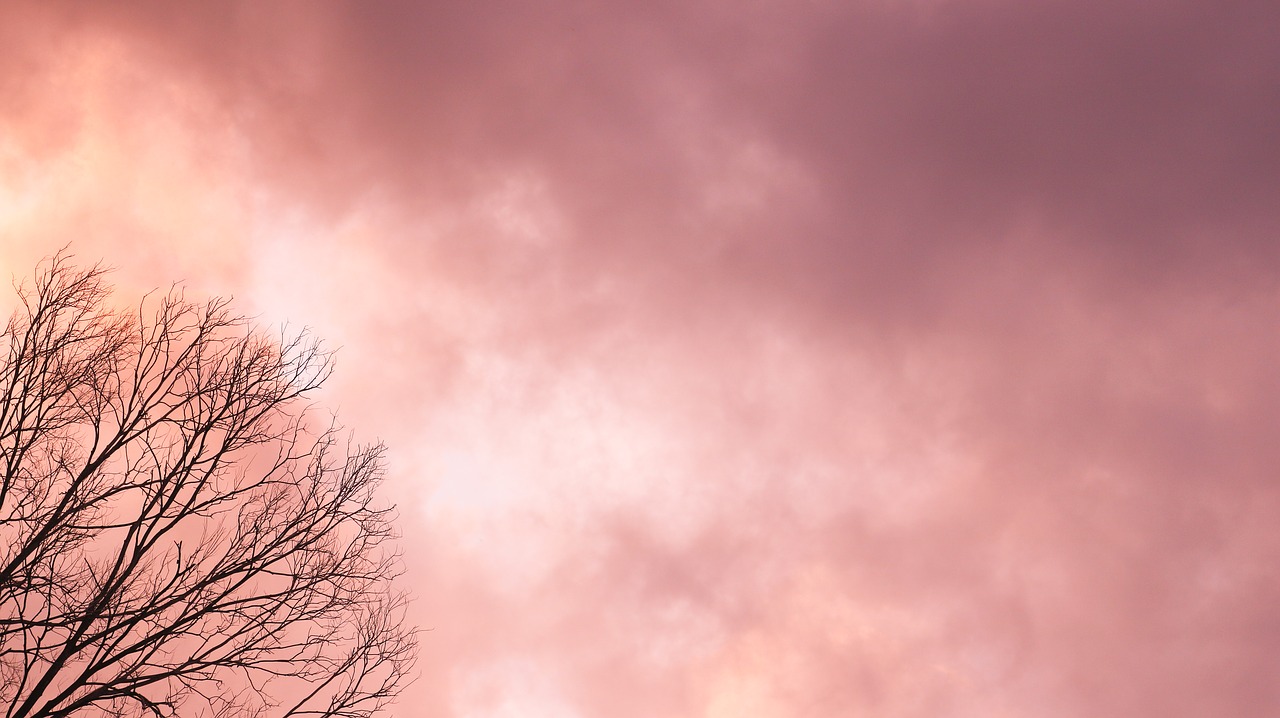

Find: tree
0;254;417;718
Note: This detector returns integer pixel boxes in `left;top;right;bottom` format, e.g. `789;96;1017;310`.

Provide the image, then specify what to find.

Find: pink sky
3;1;1279;715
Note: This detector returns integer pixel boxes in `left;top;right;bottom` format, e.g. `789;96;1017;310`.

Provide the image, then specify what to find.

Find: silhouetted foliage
0;254;416;718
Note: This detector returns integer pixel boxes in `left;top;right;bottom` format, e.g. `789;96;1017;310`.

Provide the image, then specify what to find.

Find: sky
1;1;1279;716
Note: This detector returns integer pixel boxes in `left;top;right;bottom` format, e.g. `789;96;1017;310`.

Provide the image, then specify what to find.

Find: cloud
2;0;1279;716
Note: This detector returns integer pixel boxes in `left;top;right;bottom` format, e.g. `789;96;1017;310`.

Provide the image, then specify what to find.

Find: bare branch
0;253;418;718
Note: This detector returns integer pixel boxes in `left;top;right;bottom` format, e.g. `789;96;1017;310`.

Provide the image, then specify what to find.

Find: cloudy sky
2;1;1279;715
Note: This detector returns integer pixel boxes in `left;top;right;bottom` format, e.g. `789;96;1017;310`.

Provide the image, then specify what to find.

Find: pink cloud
2;1;1279;716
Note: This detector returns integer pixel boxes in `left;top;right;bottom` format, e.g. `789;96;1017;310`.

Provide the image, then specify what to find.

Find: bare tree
0;254;417;718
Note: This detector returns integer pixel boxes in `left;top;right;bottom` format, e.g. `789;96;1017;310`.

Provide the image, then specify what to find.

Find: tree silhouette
0;254;416;718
